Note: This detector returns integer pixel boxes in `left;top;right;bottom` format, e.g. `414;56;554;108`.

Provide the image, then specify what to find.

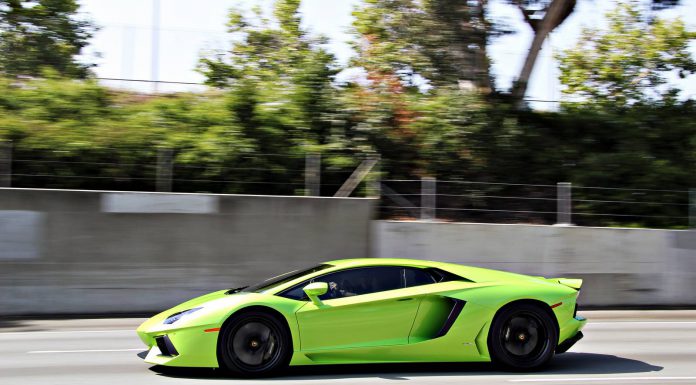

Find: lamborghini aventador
137;258;586;376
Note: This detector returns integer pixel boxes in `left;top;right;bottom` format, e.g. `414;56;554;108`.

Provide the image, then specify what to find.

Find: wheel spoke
227;321;278;367
259;326;271;344
501;311;547;359
262;334;277;361
231;321;276;367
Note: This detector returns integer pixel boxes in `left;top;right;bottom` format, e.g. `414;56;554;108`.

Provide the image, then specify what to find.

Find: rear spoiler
547;278;583;291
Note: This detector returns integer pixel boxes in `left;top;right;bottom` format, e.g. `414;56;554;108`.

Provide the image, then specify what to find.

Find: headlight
163;307;202;325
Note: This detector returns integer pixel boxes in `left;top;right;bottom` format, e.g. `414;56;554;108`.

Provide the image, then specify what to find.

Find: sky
78;0;696;110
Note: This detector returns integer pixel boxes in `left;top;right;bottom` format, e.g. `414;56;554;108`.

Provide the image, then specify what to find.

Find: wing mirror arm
302;282;328;307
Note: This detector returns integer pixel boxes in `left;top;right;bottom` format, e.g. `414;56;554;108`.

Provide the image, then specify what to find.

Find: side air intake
155;335;179;357
434;299;466;338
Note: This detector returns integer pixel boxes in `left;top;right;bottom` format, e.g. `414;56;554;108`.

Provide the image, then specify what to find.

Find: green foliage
0;0;96;78
351;0;491;90
0;0;694;228
0;77;256;192
198;0;340;150
557;1;696;108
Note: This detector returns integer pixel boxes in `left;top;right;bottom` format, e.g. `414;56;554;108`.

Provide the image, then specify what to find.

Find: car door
292;266;423;351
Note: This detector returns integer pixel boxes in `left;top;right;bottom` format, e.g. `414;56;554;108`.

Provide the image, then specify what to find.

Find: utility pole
151;0;161;93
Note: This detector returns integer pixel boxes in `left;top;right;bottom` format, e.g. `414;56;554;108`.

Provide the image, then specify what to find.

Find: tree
351;0;492;92
0;0;96;78
198;0;346;193
198;0;339;145
508;0;685;105
557;1;696;108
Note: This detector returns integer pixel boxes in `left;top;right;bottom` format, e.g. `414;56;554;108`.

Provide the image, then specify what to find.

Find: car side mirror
303;282;328;306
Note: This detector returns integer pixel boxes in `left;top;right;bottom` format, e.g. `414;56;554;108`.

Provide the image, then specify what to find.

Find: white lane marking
0;329;134;336
510;377;696;383
27;348;143;354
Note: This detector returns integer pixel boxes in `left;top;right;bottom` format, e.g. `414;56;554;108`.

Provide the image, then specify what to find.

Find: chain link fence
1;145;693;229
380;179;694;229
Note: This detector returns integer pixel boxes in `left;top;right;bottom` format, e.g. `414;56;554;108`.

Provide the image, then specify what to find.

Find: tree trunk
511;25;551;103
511;0;576;106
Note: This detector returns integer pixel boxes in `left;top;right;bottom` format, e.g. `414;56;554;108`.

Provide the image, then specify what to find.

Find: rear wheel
217;310;291;377
488;303;558;371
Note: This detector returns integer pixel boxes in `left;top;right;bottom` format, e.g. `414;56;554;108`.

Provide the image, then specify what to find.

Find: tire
488;302;558;371
217;310;292;377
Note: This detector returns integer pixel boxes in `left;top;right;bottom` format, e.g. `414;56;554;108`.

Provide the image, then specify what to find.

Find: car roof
324;258;451;269
322;258;539;285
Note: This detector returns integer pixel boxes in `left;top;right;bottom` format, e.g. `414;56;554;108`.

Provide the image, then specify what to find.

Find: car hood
136;290;263;336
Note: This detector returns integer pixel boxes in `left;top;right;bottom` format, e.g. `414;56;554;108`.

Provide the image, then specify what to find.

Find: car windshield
241;264;333;293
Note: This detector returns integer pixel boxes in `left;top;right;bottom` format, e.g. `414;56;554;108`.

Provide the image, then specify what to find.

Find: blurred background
0;0;694;312
0;1;696;384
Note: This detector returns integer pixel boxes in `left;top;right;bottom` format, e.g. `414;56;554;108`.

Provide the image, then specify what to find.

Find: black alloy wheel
217;310;291;377
488;303;558;371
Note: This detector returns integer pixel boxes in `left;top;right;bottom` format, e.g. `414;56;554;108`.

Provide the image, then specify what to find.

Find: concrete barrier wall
373;221;696;307
2;189;694;315
0;188;375;315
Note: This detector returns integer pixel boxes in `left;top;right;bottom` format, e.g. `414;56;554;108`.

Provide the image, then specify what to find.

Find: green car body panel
136;258;586;368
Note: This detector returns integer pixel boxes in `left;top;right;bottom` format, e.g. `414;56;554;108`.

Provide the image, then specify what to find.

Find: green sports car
137;258;586;376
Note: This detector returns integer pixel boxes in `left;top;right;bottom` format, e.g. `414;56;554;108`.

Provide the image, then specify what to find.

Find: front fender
137;291;306;368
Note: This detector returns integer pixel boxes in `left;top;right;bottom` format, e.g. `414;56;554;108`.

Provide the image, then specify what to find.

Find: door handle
397;298;414;302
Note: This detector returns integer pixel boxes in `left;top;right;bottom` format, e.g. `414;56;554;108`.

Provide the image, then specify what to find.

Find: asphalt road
1;311;695;385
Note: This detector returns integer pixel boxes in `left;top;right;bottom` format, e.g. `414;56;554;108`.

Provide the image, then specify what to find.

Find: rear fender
451;283;573;310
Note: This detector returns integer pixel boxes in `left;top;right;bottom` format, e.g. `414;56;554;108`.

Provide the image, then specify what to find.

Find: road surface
1;311;695;385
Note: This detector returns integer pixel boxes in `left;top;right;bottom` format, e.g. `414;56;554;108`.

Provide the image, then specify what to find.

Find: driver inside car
323;280;359;299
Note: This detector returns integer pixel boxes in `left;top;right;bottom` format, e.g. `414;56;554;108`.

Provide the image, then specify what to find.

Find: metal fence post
0;141;11;188
690;188;695;229
367;154;381;198
305;153;321;196
421;177;436;221
557;182;572;225
156;148;173;192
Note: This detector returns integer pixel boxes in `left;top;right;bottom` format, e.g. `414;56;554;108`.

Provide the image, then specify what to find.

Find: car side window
280;266;404;301
315;266;403;300
404;267;437;288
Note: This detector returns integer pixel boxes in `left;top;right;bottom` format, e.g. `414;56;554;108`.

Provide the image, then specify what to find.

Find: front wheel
488;303;558;371
217;310;292;377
